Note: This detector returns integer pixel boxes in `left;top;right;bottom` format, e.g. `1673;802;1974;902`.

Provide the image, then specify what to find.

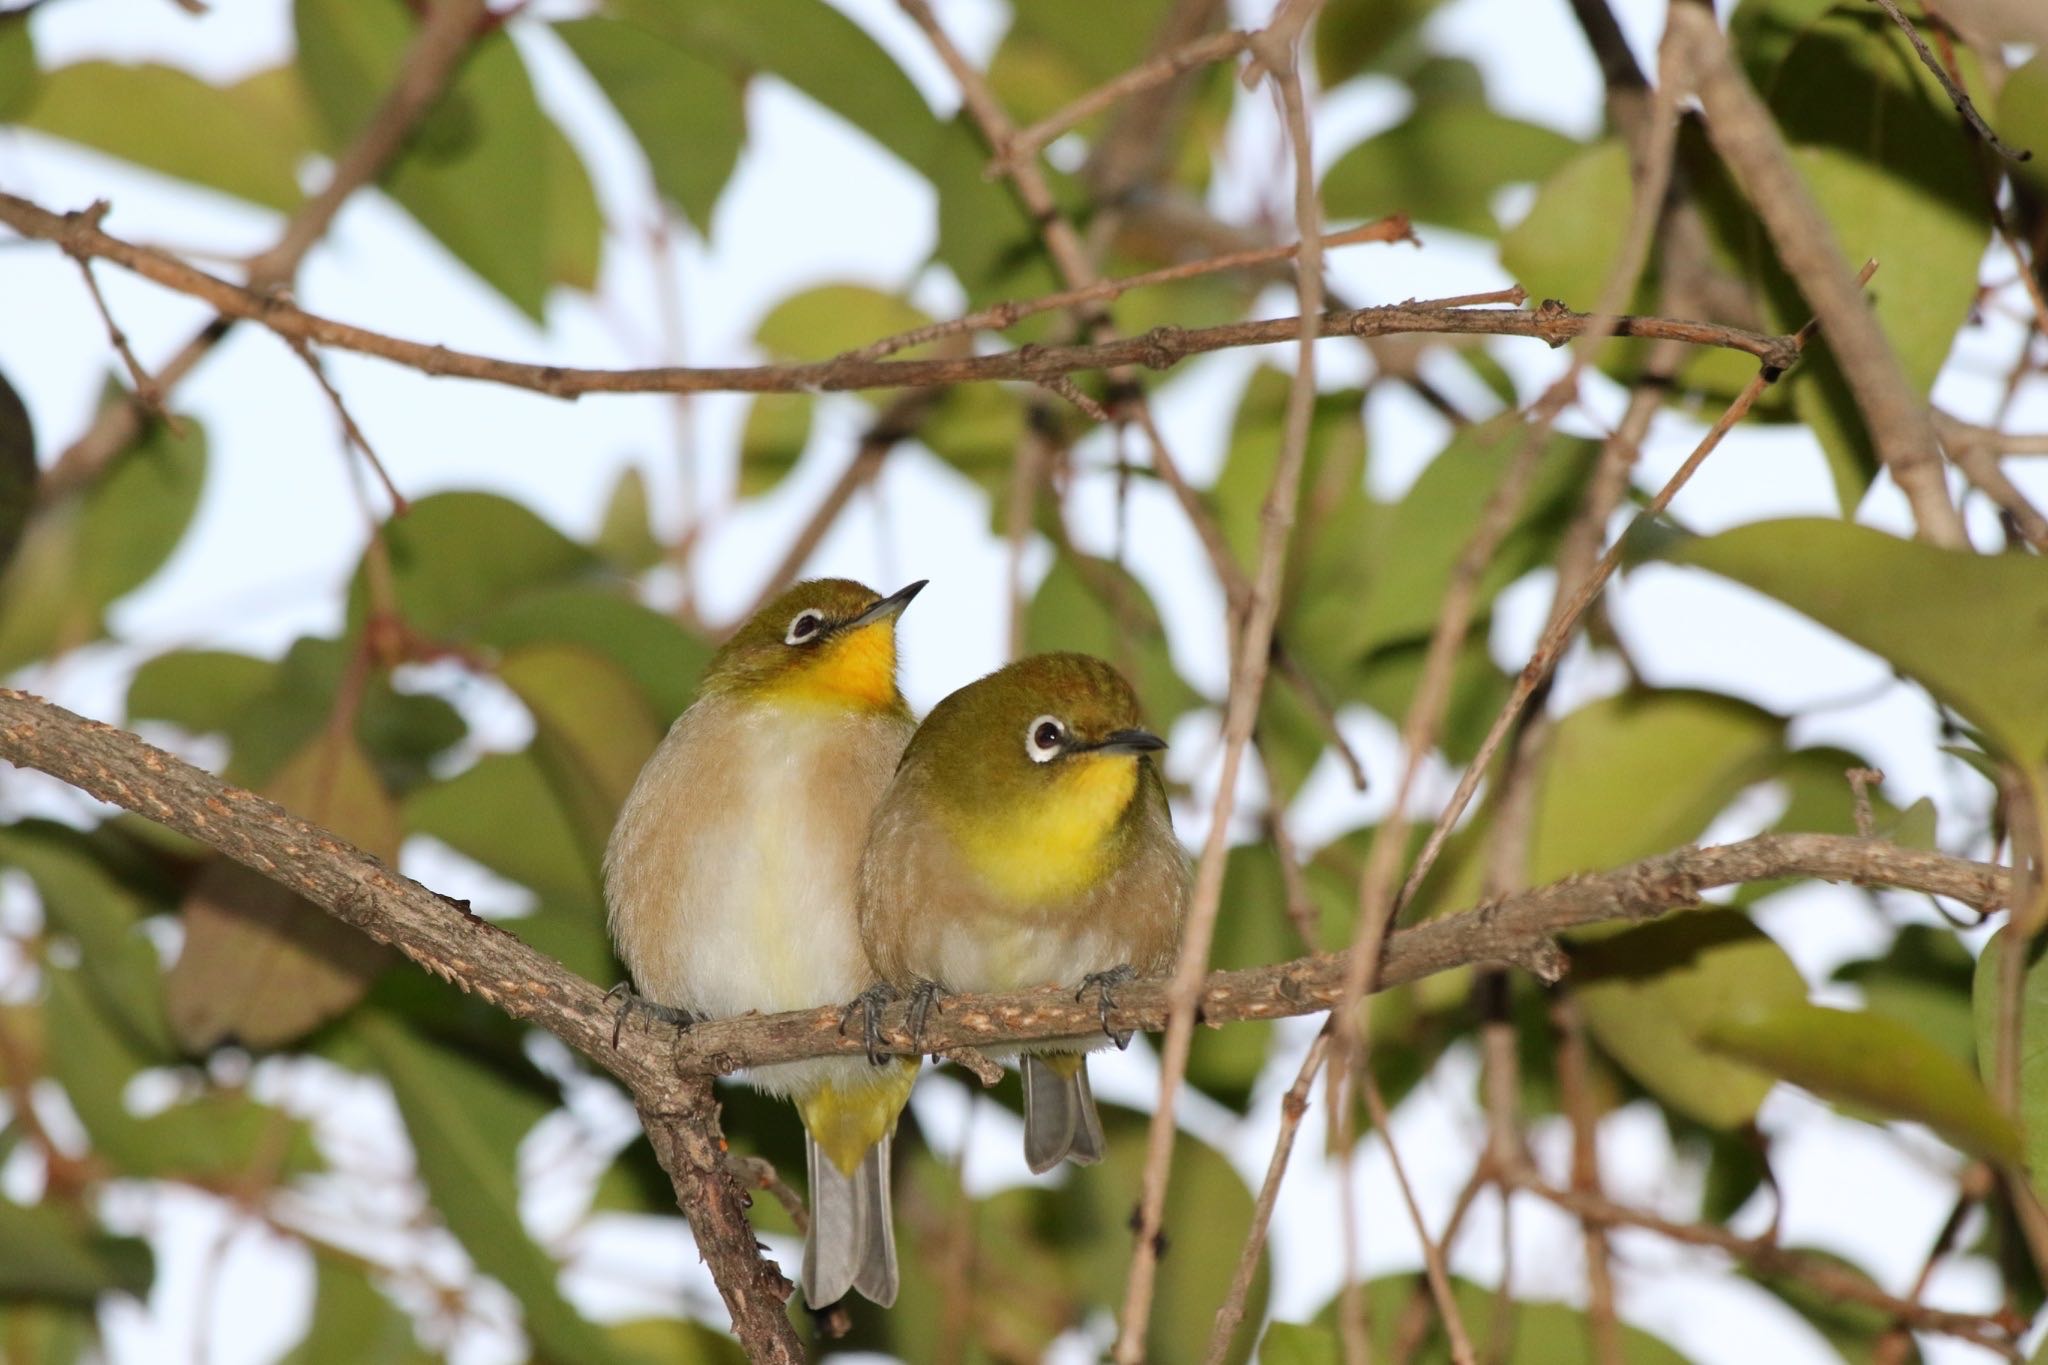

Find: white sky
2;0;2045;1362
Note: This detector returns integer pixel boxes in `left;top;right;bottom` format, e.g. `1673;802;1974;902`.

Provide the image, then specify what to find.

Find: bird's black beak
1087;728;1167;756
845;579;928;631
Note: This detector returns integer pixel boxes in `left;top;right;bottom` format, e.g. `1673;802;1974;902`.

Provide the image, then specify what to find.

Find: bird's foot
839;983;899;1066
905;978;947;1048
1078;964;1137;1049
605;982;697;1048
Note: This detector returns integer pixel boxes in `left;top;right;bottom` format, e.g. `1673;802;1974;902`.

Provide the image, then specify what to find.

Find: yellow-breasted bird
604;578;924;1308
858;652;1189;1173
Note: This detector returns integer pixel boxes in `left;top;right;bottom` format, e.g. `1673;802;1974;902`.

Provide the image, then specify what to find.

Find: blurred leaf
2001;56;2048;193
0;14;37;120
1729;0;1841;87
166;733;397;1051
350;491;599;638
737;395;813;497
0;1303;97;1364
1322;104;1579;237
605;1318;746;1365
473;586;711;724
0;367;34;576
0;819;173;1055
1668;519;2048;765
755;283;929;363
556;15;744;233
360;1015;633;1365
1530;690;1784;883
1975;930;2048;1195
279;1259;430;1365
1307;1273;1690;1362
407;750;595;903
1353;630;1511;767
1704;1002;2018;1163
1574;911;1808;1130
0;1199;152;1301
498;643;662;860
21;62;304;208
295;0;553;317
609;0;936;169
1502;140;1648;314
1260;1321;1339;1365
542;120;602;291
1314;0;1449;86
127;649;277;737
1835;925;1976;1066
1026;553;1202;731
1758;10;1992;506
594;467;664;573
0;397;205;674
1744;1247;1920;1365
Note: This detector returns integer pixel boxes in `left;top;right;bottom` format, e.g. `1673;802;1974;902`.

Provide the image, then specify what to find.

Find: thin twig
0;193;1800;401
1865;0;2031;163
285;336;409;516
1361;1070;1477;1365
849;217;1413;361
1391;263;1882;920
992;29;1254;174
1202;1025;1332;1365
63;222;182;435
1115;19;1327;1357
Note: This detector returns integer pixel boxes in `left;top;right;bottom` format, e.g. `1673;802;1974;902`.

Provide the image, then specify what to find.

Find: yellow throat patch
957;752;1140;903
760;622;899;711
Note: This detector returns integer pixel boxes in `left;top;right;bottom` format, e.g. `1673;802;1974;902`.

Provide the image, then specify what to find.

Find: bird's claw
840;983;899;1066
606;982;697;1048
1079;964;1138;1049
906;978;946;1048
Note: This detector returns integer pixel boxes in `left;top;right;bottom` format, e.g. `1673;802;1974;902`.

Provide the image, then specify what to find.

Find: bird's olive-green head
905;652;1168;900
702;578;923;712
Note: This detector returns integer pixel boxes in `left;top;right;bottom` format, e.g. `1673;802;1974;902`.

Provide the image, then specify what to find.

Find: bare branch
1866;0;2032;163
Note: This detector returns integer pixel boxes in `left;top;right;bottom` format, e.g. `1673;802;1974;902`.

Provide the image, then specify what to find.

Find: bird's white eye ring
1025;715;1066;763
785;609;826;645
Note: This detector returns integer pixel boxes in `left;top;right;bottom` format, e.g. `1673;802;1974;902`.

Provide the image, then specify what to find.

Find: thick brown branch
0;191;1803;400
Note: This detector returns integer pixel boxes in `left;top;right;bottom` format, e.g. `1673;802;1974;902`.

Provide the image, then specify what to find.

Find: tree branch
0;190;1804;402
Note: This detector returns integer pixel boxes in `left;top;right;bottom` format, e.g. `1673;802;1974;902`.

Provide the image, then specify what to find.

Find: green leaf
2001;57;2048;193
1974;931;2048;1194
406;750;597;904
754;283;929;363
542;120;603;292
350;491;599;638
127;649;278;737
497;643;662;859
279;1259;429;1365
608;0;936;170
1667;519;2048;765
1321;104;1580;237
1835;925;1976;1066
1743;1247;1919;1365
359;1016;633;1365
1260;1321;1339;1365
593;467;664;573
166;732;398;1051
21;62;305;209
1757;11;1992;506
472;586;711;724
1531;690;1784;883
0;1200;152;1301
1705;1002;2018;1163
295;0;552;317
0;398;206;674
1574;911;1808;1130
1314;0;1449;87
1025;553;1202;732
1501;140;1643;312
0;14;38;120
0;367;34;577
0;1304;97;1365
555;15;745;233
737;394;814;497
1308;1273;1690;1362
0;820;173;1056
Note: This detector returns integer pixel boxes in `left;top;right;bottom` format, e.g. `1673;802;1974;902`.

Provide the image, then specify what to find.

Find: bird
603;577;925;1308
857;652;1189;1173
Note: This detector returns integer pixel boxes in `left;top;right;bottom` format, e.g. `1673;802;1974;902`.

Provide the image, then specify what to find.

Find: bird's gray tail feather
802;1132;898;1308
1023;1054;1106;1174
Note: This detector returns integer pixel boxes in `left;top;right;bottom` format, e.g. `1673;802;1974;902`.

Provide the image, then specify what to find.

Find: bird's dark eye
785;609;826;645
1025;715;1065;763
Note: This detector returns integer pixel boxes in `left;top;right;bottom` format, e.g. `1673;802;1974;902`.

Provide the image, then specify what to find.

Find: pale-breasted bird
604;578;924;1308
857;652;1189;1173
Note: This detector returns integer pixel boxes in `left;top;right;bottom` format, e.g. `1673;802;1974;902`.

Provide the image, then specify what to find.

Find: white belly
923;919;1116;995
604;697;908;1095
